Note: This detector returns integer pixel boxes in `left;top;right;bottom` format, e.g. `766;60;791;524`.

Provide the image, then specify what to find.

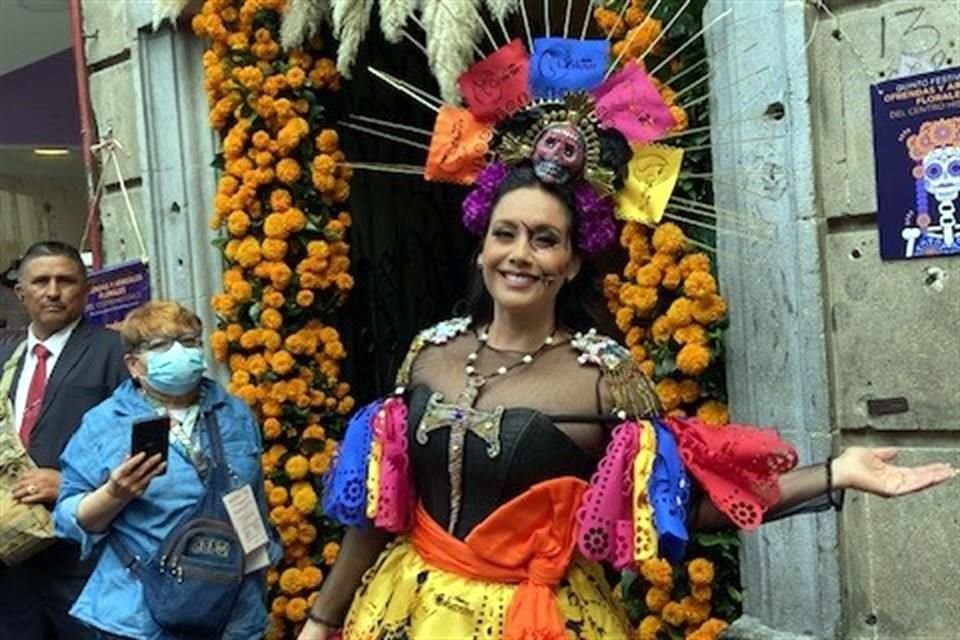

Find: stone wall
706;0;959;638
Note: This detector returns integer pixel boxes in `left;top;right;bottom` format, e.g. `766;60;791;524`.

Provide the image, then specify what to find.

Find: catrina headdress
263;0;772;256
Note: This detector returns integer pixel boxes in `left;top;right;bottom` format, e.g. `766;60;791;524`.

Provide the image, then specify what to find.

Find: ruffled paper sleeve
323;400;381;527
661;416;798;529
322;396;416;533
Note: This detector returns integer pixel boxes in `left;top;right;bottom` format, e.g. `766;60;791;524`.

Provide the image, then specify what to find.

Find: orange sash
410;477;587;640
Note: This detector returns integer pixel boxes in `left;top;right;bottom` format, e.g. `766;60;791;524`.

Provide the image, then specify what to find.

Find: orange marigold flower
228;280;252;303
634;262;661;287
286;66;306;88
696;400;729;426
652;222;687;255
625;326;644;348
691;293;727;325
210;329;228;352
593;7;626;38
270;595;288;616
247;354;268;377
211;293;238;319
684;270;718;300
679;252;712;277
315;129;339;153
261;238;288;262
285;597;308;623
637;615;663;640
640;558;674;589
297;522;317;545
691;584;713;603
292;486;317;515
678;378;700;404
615;306;634;333
699;618;729;636
337;396;355;415
334;273;354;291
661;265;682;290
263;329;283;351
651;315;672;345
655;378;682;411
267;485;288;507
665;297;694;328
300;566;323;589
322;542;340;565
263;417;282;440
676;343;711;376
650;252;674;272
261;308;283;330
645;586;670;613
284;455;309;481
270;350;295;375
284;208;307;233
225;322;243;342
278;568;302;595
263;213;289;239
673;324;707;346
296;290;314;307
309;453;331;475
661;601;686;627
270;188;292;211
688;558;716;585
629;345;647;363
681;595;711;625
276;158;301;184
639;360;655;378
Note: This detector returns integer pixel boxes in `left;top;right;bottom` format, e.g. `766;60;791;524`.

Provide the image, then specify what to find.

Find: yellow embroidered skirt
343;538;632;639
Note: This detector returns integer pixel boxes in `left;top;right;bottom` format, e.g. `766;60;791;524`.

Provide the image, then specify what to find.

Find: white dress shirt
13;317;82;433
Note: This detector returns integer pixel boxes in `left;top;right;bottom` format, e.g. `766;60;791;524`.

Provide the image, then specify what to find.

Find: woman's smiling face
479;185;581;318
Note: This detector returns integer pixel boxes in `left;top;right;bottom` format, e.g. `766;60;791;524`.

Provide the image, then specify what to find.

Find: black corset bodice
406;384;598;540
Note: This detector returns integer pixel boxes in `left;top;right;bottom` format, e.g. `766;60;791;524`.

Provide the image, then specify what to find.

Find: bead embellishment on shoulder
425;317;473;344
571;328;632;370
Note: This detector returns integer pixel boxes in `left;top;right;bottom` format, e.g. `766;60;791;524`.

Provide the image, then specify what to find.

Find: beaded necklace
457;327;565;406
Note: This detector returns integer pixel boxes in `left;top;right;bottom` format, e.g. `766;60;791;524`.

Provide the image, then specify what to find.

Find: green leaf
247;302;262;324
300;437;326;454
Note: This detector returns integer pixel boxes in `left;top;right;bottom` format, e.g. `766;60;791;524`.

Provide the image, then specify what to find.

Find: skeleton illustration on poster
870;66;960;260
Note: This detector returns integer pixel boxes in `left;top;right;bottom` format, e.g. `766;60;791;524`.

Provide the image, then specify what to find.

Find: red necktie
19;343;52;447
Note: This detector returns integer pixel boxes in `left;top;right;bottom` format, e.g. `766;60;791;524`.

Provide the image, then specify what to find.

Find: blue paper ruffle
649;419;691;563
322;399;382;526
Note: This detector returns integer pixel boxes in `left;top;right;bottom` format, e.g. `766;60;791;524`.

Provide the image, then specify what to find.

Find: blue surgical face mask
143;341;207;396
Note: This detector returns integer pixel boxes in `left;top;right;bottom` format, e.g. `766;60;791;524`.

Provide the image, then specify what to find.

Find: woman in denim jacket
54;300;280;640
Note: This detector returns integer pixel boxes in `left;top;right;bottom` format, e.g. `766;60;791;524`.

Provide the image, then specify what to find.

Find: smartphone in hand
131;415;171;474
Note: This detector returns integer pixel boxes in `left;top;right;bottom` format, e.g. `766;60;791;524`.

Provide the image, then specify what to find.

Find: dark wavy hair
460;166;616;335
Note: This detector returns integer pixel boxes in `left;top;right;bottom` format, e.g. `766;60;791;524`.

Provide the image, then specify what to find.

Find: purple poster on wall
84;260;151;329
870;66;960;260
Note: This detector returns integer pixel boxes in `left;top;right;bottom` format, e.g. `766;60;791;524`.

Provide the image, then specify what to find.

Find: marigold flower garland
596;2;737;637
193;2;351;638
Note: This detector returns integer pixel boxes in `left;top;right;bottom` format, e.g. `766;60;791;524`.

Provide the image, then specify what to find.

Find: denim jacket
54;378;281;639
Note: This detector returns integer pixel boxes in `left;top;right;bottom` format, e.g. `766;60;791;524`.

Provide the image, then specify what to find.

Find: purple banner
870;66;960;260
84;260;151;329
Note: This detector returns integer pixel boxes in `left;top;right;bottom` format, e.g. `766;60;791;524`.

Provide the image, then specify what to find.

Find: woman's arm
690;446;957;530
76;452;165;533
298;525;394;639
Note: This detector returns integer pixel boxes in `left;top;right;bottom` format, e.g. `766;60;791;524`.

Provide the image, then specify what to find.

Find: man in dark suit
0;241;128;640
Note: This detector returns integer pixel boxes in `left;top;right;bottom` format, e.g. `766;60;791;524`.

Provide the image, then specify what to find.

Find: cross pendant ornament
457;374;486;407
415;392;504;533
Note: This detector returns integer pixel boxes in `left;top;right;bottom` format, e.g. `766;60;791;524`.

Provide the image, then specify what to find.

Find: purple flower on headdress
462;162;510;236
462;161;617;256
574;182;617;256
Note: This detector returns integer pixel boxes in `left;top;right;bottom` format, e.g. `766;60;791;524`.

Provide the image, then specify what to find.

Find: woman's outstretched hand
833;446;957;498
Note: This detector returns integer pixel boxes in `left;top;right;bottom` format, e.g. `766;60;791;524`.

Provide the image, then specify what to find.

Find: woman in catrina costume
297;42;957;640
